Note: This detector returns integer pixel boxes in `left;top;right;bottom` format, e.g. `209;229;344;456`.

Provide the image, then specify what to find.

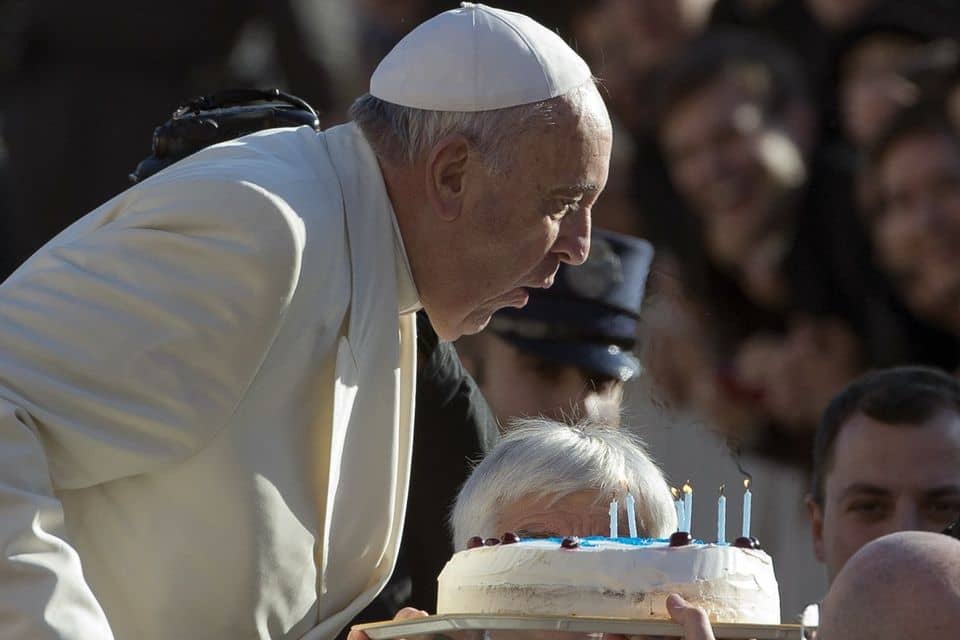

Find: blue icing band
523;536;705;547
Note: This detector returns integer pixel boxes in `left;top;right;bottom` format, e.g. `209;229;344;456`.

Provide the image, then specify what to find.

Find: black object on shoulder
944;514;960;540
129;88;320;184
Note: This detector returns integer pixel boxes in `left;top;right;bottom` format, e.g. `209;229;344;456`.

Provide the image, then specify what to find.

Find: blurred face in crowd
840;35;920;147
950;83;960;129
660;76;806;269
807;409;960;582
575;0;713;131
582;0;714;75
806;0;876;30
874;129;960;333
420;86;612;340
465;334;624;429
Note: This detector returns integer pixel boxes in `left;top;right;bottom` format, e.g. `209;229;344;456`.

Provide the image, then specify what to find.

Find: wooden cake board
354;613;804;639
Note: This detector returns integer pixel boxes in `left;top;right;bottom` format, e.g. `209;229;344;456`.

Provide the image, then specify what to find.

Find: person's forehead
826;411;960;493
496;490;609;531
663;78;761;143
844;35;919;74
519;123;611;193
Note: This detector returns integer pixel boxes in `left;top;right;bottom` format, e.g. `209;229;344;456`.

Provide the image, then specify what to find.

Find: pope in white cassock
0;4;612;639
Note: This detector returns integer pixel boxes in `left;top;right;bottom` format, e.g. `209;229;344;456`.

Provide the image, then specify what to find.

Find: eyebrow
550;183;600;196
922;486;960;499
836;484;892;502
837;483;960;501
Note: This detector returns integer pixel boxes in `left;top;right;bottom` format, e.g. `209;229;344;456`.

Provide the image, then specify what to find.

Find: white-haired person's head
450;417;677;548
349;81;607;177
345;7;612;343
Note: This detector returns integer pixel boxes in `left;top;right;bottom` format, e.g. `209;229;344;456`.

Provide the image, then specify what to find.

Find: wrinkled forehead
495;490;613;536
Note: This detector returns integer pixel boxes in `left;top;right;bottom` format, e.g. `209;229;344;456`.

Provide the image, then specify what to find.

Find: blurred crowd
4;0;960;622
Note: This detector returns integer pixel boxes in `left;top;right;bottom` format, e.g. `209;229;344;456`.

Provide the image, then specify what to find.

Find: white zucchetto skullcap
370;2;592;112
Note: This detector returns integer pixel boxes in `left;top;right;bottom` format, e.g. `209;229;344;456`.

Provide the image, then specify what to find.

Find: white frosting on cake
437;538;781;623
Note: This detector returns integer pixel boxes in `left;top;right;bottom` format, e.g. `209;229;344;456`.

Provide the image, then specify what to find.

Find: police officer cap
489;229;654;382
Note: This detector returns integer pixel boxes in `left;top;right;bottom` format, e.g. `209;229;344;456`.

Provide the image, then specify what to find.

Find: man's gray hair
348;81;600;174
450;417;677;548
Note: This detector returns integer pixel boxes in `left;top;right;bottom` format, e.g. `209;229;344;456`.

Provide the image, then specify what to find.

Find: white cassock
0;122;419;640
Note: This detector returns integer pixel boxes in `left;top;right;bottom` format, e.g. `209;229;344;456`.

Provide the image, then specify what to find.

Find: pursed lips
524;264;560;290
525;275;555;290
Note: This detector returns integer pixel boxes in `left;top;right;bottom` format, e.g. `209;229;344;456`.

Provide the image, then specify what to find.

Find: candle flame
682;481;692;494
744;478;751;490
671;486;680;499
719;484;725;497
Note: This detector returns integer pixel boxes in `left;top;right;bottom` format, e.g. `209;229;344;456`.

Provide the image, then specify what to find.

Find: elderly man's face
807;410;960;583
473;335;624;430
874;130;960;333
431;89;612;339
489;491;661;640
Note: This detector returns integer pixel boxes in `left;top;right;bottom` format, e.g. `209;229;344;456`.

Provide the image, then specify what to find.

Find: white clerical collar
389;205;422;316
322;122;422;316
346;123;421;315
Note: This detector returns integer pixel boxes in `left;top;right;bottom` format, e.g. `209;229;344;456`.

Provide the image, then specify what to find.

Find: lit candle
609;499;619;538
717;485;726;544
682;481;693;533
671;487;684;532
626;494;638;538
742;478;752;538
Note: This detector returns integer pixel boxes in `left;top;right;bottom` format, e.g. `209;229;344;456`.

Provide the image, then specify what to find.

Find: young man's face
807;410;960;582
470;334;624;430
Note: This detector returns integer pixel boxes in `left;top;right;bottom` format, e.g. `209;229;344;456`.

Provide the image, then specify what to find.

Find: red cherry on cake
560;536;580;549
466;536;484;549
501;532;520;544
733;536;754;548
484;537;501;546
669;531;692;547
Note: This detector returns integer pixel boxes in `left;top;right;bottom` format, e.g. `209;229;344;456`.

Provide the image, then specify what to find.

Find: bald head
819;531;960;640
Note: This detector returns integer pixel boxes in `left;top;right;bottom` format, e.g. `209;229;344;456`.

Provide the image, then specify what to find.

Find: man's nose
888;502;923;533
555;207;591;266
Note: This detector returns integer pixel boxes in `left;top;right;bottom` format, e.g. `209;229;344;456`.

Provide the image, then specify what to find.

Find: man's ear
805;493;827;563
426;134;471;222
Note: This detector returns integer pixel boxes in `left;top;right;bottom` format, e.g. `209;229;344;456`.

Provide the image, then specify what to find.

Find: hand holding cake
665;594;717;640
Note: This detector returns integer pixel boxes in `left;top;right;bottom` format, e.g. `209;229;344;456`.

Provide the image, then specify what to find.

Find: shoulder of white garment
0;162;317;486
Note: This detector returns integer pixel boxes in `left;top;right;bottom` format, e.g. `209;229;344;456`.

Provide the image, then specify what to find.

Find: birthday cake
436;535;780;623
